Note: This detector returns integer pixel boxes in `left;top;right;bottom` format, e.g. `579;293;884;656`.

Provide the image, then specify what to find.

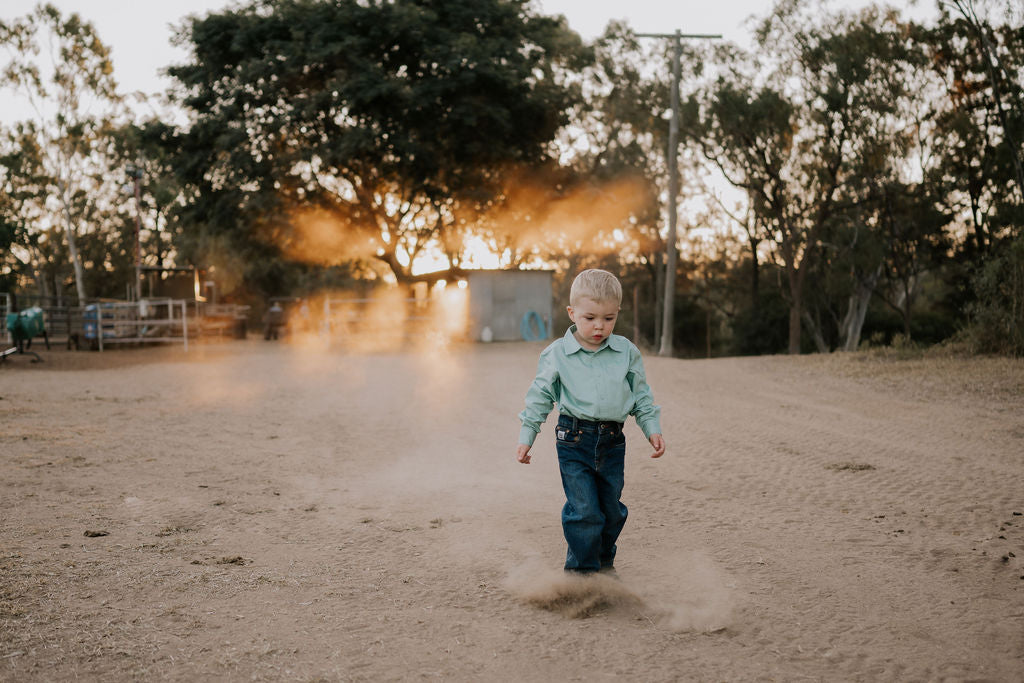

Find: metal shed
465;270;554;342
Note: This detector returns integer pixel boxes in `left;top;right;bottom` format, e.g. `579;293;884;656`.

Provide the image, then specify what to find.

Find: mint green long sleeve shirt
518;326;662;447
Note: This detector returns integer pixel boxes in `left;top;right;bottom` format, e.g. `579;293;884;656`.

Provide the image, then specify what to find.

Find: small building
465;270;553;342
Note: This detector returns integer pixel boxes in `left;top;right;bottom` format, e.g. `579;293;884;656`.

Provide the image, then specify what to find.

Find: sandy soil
1;339;1023;681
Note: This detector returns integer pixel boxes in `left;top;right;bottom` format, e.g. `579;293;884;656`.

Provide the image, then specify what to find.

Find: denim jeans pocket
555;426;581;443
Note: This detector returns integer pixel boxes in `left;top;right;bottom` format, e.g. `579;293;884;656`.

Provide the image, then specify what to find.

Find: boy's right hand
516;444;532;464
649;433;666;458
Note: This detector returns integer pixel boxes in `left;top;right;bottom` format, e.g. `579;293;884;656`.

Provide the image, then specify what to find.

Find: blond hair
569;269;622;306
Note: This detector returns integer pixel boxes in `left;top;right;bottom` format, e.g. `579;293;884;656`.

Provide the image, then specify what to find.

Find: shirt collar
563;325;627;354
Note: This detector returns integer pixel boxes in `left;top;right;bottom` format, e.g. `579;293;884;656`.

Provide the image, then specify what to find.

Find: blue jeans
554;414;627;573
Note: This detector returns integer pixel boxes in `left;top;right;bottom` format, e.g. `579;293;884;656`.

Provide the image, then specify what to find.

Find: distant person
516;269;665;575
263;302;284;340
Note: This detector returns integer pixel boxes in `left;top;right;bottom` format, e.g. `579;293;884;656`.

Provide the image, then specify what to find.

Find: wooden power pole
637;30;720;357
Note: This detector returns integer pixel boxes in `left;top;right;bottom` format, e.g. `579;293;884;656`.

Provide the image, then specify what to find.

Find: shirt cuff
519;424;539;447
638;418;662;440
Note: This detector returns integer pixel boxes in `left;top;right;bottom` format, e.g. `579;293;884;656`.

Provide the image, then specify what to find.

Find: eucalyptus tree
945;0;1024;203
681;56;806;351
168;0;587;289
682;2;931;353
929;1;1024;353
806;11;957;351
921;1;1023;256
873;180;951;339
0;3;122;302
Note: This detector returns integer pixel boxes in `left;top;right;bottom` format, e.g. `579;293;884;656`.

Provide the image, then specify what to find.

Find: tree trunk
900;274;919;339
63;224;87;302
705;307;712;358
749;236;760;308
802;308;829;353
839;263;883;352
788;304;801;354
36;269;50;299
59;180;88;303
787;265;802;354
153;209;163;270
375;248;413;285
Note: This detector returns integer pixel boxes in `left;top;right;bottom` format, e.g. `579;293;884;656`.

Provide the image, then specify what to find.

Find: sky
0;0;941;116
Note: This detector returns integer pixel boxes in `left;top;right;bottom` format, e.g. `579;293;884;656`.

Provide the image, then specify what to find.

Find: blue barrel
82;303;109;340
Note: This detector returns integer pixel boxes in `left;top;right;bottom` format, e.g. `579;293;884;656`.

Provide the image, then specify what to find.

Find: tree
167;0;588;292
543;21;670;345
682;65;806;351
104;119;195;294
683;3;930;353
946;0;1024;202
870;180;950;341
922;1;1023;256
966;233;1024;355
0;3;122;302
903;2;1024;348
0;129;43;293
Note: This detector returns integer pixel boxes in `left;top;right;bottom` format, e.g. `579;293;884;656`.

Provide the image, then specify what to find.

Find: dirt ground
1;338;1023;681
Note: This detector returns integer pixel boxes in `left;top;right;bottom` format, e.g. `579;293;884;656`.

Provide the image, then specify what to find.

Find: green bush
730;290;790;356
909;310;959;345
965;235;1024;356
860;305;958;347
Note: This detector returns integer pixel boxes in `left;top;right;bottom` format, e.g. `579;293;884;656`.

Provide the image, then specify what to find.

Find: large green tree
168;0;587;291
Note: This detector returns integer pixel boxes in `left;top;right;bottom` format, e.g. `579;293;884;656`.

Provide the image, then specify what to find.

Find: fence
83;298;193;351
320;295;440;346
1;294;236;353
318;286;472;347
197;303;250;339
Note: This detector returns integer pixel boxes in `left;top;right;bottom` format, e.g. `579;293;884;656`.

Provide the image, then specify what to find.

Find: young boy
516;269;665;574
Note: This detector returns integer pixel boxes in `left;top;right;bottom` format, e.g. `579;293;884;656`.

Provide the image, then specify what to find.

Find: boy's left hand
649;434;665;458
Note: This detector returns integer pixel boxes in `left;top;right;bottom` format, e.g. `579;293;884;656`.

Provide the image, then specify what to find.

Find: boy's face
567;297;619;350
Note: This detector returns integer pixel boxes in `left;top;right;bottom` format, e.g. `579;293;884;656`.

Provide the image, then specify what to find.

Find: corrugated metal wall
466;270;553;342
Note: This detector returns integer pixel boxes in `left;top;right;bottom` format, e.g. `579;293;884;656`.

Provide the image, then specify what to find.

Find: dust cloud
644;550;735;633
504;551;735;632
282;207;379;265
504;557;644;619
276;171;651;270
269;281;470;364
486;173;652;255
